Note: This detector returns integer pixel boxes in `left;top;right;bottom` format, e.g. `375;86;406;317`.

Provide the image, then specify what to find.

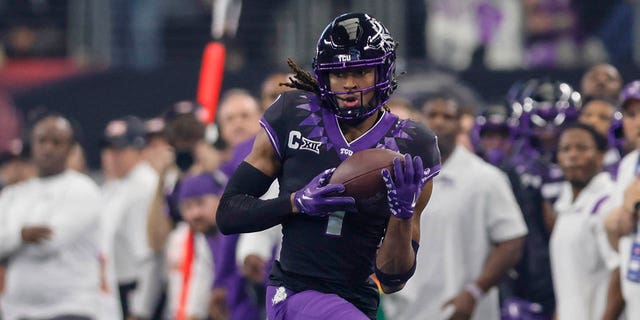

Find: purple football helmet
514;79;581;139
516;79;581;158
473;101;519;166
313;13;398;120
521;79;582;131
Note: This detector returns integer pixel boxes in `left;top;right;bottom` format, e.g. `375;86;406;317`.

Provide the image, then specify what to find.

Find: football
329;148;403;212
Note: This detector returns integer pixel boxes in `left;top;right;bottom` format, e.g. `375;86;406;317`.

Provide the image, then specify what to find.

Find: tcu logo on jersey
340;148;353;156
288;131;322;154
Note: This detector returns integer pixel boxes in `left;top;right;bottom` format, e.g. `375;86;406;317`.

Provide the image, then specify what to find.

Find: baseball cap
163;101;205;122
620;80;640;110
178;172;226;202
101;116;147;149
144;117;166;137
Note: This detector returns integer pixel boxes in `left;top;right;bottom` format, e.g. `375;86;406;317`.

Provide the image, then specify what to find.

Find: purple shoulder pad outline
259;118;282;159
591;195;610;215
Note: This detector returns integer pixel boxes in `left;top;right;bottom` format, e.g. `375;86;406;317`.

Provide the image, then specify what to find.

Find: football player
473;100;519;167
486;79;579;318
216;13;441;320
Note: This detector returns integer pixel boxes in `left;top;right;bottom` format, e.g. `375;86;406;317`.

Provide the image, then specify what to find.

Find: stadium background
0;0;639;168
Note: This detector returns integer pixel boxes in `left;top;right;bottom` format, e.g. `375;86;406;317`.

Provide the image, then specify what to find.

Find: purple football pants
265;286;369;320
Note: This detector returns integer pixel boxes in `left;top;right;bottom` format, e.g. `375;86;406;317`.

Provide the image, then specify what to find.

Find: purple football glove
381;154;430;220
293;168;356;217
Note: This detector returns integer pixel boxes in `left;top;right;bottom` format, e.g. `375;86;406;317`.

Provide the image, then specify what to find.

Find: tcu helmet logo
363;15;395;53
337;54;352;62
288;131;322;154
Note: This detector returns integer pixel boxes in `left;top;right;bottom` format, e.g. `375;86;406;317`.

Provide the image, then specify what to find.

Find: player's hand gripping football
293;168;357;216
382;154;429;220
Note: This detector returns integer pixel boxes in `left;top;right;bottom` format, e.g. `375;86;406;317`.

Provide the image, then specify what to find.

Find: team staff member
0;113;102;320
388;94;527;320
98;116;159;319
550;123;617;320
603;80;640;319
217;13;441;320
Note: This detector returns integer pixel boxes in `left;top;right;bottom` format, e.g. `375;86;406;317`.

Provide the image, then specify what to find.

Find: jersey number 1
325;211;345;236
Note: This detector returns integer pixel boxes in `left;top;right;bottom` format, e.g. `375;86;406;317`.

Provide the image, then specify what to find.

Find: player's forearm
217;193;292;234
375;218;415;293
217;161;290;234
474;236;524;292
375;183;431;293
376;218;414;272
376;181;431;273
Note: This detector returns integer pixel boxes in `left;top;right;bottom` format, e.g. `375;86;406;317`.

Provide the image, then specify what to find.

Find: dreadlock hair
280;58;391;112
281;58;319;94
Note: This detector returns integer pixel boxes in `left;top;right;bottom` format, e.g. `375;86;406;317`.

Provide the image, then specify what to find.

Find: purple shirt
207;233;260;320
220;137;256;178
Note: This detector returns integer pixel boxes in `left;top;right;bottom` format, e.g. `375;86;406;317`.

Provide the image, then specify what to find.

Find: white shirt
0;170;102;320
606;150;640;318
99;162;158;318
386;146;528;320
550;172;617;320
236;225;282;269
165;222;213;319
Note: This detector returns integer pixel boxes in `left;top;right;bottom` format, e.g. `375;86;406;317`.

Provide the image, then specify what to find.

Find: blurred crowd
0;72;291;320
1;1;640;320
0;0;638;70
0;59;639;320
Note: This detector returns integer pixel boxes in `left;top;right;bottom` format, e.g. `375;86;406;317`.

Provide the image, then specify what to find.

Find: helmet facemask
313;13;398;121
473;102;518;166
315;55;395;120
